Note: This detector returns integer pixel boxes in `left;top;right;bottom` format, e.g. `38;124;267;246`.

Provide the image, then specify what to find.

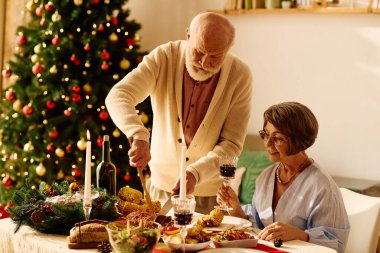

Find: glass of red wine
171;195;196;252
215;156;239;211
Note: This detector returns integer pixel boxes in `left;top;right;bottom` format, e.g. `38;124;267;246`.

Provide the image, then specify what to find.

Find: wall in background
128;0;380;181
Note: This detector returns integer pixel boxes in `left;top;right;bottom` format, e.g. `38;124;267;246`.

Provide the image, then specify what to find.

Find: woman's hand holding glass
217;185;247;219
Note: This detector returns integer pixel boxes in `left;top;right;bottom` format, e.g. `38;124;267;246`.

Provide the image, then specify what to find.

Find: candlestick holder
83;200;92;221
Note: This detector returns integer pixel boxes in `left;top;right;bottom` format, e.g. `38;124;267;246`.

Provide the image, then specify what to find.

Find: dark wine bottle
96;135;116;197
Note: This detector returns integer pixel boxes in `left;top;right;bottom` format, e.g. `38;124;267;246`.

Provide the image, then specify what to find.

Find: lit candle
179;143;187;200
84;130;91;205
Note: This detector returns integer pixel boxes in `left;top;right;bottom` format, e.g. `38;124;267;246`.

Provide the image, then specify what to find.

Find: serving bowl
162;234;211;252
105;220;162;253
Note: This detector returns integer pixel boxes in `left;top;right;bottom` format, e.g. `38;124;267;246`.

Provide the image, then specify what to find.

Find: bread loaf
69;219;109;243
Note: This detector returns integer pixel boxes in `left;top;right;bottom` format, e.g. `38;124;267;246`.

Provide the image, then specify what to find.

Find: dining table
0;217;337;253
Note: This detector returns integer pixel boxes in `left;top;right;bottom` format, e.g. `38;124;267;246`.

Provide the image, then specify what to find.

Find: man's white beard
185;56;221;82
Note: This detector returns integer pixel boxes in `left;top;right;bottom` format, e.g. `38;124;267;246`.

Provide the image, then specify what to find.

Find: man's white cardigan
106;40;252;196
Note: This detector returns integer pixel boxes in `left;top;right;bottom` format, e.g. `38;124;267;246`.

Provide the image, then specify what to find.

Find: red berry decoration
46;100;56;110
22;105;33;116
14;143;22;149
2;68;12;78
5;90;15;101
116;167;121;175
44;2;54;11
100;50;110;60
72;85;81;93
101;62;109;71
64;109;72;117
84;44;90;51
110;17;118;26
35;6;44;16
48;129;59;139
40;19;46;27
17;35;27;46
32;64;43;75
72;94;82;103
65;144;72;152
96;137;103;147
52;36;60;46
99;111;109;121
124;173;132;182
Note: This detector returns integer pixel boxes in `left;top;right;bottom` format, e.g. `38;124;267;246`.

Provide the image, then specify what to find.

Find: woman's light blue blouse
242;163;350;253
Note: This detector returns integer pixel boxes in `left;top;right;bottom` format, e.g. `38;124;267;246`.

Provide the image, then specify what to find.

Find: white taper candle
179;143;187;200
84;130;92;205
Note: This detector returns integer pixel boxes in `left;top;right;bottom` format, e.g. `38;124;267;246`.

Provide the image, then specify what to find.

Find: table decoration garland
8;180;120;235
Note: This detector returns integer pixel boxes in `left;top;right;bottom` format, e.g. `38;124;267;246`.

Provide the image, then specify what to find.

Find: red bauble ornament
91;0;100;4
32;64;43;75
2;68;12;78
72;85;81;93
40;19;46;27
96;137;103;148
2;177;13;187
74;59;81;66
100;50;110;60
17;35;27;46
5;90;15;101
44;2;54;11
137;57;142;63
46;100;56;110
35;6;44;16
99;111;109;121
46;144;55;152
124;173;132;182
116;167;121;175
52;36;60;46
64;109;72;117
110;17;118;26
48;129;59;139
98;25;105;32
84;44;90;51
126;38;136;47
22;105;33;116
72;168;81;178
14;143;22;149
65;144;72;152
101;62;109;71
72;94;82;103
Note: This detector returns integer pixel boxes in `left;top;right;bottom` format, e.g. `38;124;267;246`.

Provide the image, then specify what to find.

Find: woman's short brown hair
263;102;319;155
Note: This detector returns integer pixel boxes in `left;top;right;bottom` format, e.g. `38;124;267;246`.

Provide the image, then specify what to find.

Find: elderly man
105;12;252;213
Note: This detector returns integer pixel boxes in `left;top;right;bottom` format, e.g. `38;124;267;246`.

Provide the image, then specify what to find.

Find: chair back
340;187;380;253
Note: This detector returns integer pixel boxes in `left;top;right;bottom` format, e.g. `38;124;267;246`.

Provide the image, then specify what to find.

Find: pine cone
97;241;112;253
31;210;45;225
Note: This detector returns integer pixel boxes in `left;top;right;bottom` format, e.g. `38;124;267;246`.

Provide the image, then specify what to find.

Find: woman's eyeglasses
259;130;286;146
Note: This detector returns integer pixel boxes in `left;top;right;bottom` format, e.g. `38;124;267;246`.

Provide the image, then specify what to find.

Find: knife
158;197;173;216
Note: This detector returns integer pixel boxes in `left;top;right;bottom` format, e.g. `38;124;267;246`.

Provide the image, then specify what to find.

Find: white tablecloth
0;218;336;253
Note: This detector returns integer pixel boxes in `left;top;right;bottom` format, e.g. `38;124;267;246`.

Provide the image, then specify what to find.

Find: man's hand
128;139;151;169
172;171;197;195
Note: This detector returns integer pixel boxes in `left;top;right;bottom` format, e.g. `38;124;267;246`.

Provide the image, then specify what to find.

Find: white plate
199;248;263;253
204;216;252;231
162;235;211;252
212;238;258;248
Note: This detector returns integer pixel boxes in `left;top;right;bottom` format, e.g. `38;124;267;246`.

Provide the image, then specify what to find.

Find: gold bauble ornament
49;65;58;74
69;181;80;193
112;128;121;138
52;11;61;22
104;0;110;3
77;138;86;151
13;99;22;111
73;0;83;6
85;61;91;68
120;58;130;70
57;169;64;180
26;0;34;11
140;112;149;124
109;33;118;42
36;163;46;177
45;183;51;192
34;44;41;54
23;141;34;151
55;148;65;158
83;83;92;93
31;54;39;63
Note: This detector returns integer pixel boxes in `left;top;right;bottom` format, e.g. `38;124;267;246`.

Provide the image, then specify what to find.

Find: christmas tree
0;0;152;205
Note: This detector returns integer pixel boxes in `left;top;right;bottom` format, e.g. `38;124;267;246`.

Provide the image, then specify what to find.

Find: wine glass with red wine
171;195;196;252
215;156;239;211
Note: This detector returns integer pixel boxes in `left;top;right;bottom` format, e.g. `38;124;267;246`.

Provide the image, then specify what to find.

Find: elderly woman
217;102;350;253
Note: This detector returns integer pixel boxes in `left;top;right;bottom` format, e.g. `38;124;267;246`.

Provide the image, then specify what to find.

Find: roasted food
118;186;142;204
125;210;155;226
117;186;161;214
209;209;224;226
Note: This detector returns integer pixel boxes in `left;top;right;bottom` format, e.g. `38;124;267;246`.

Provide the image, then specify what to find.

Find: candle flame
86;130;90;141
